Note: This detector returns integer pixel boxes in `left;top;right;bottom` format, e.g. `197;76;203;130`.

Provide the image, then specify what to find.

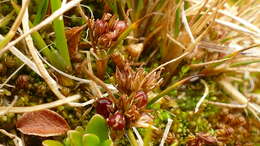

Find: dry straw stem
36;51;117;91
159;118;173;146
167;34;186;50
189;58;230;68
215;19;259;37
181;2;195;43
207;101;247;108
0;129;24;146
0;64;24;89
21;1;74;101
0;95;80;113
188;0;260;36
195;79;209;113
0;35;40;75
218;78;260;121
86;51;103;98
0;96;18;116
0;0;83;56
146;52;189;79
0;0;30;50
133;127;144;146
82;64;117;103
77;3;89;23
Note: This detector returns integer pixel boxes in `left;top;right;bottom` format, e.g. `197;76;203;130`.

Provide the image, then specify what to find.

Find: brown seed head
115;63;162;94
16;75;30;89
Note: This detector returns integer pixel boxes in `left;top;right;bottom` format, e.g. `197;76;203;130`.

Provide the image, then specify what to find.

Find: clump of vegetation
0;0;259;145
43;114;112;146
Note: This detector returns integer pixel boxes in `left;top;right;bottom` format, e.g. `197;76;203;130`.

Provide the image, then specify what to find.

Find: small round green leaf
86;114;109;142
82;133;100;146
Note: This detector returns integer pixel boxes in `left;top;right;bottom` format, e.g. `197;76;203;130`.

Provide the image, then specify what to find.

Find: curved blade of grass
0;10;15;28
230;59;260;67
148;75;202;107
51;0;71;69
109;13;156;54
210;43;260;67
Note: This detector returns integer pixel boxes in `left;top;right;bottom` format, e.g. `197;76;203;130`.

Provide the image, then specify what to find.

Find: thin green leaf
11;0;67;70
0;10;15;28
51;0;71;69
33;0;49;25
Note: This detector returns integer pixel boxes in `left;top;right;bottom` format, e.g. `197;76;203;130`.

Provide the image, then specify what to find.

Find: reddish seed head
107;112;126;130
94;20;107;36
134;91;148;108
16;75;30;89
104;31;118;41
96;98;113;118
114;21;127;33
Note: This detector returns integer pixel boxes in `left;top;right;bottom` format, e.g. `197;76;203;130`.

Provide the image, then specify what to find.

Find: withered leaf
197;132;218;143
16;109;70;137
65;25;86;60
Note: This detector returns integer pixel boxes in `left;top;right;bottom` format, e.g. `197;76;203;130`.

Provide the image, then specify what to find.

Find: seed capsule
95;98;113;118
114;21;127;33
134;91;148;108
16;75;30;89
94;20;107;36
107;112;126;130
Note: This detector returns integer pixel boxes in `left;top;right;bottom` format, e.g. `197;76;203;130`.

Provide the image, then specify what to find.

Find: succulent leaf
82;133;100;146
86;114;109;142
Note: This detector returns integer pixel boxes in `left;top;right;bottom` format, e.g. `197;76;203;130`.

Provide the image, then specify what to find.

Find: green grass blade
0;10;15;28
11;0;67;70
148;75;200;107
143;126;153;146
33;0;49;25
135;0;144;20
51;0;71;69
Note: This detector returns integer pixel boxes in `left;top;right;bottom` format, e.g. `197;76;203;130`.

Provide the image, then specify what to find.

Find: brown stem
82;62;117;103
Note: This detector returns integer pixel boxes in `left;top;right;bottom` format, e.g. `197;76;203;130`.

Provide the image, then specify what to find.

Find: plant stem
51;0;71;69
0;0;30;50
143;126;153;146
148;75;201;107
11;0;67;70
0;10;15;28
82;64;117;103
127;129;138;146
33;0;49;25
0;0;83;58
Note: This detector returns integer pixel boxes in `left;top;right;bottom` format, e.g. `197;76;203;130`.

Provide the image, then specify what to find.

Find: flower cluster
95;91;149;131
115;63;163;94
90;13;127;49
95;64;162;131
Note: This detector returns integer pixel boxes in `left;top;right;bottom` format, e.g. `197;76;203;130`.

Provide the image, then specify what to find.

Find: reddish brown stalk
81;62;117;103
